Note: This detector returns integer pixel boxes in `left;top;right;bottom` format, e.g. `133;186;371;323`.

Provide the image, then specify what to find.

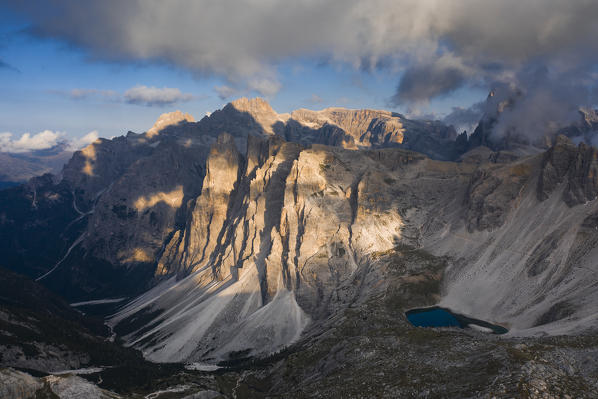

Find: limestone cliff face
56;103;286;276
156;132;243;277
111;133;423;362
198;98;288;144
465;157;535;232
61;136;151;205
538;135;598;206
84;138;206;267
109;131;598;363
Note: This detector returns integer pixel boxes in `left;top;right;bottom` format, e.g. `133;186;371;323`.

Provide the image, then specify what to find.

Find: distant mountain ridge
0;144;72;185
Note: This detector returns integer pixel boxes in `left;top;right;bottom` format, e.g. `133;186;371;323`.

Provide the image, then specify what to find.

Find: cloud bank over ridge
0;130;99;153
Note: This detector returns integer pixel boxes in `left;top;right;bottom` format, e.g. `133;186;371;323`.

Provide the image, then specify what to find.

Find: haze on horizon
1;0;597;152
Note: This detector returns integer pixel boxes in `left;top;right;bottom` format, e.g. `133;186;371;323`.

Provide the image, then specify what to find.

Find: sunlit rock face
194;97;460;158
111;133;414;362
46;98;464;291
147;110;195;138
224;97;289;135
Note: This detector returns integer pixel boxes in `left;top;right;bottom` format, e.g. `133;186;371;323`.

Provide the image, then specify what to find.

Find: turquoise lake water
405;307;508;334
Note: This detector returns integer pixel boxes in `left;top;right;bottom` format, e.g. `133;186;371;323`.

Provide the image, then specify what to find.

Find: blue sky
1;1;596;150
0;3;487;145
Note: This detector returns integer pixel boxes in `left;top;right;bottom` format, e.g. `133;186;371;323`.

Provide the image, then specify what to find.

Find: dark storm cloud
392;63;468;105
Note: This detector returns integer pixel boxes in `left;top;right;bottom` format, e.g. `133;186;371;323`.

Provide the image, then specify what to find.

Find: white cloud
68;130;100;151
0;130;64;153
124;85;194;106
0;130;100;153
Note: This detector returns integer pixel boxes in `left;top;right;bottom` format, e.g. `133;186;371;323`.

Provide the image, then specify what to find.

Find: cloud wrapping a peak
488;70;592;142
124;85;193;106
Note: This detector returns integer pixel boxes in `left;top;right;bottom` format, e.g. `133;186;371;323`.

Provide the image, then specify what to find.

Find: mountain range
1;97;598;398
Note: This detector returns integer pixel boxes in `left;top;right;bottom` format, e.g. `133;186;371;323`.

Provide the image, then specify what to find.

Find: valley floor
3;306;598;398
3;247;598;398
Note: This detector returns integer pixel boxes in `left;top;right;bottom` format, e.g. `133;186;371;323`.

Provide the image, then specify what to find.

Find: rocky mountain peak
228;97;274;114
537;134;598;206
223;97;288;135
147;110;195;138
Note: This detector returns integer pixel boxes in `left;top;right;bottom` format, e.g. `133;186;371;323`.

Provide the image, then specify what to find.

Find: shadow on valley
0;267;184;395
